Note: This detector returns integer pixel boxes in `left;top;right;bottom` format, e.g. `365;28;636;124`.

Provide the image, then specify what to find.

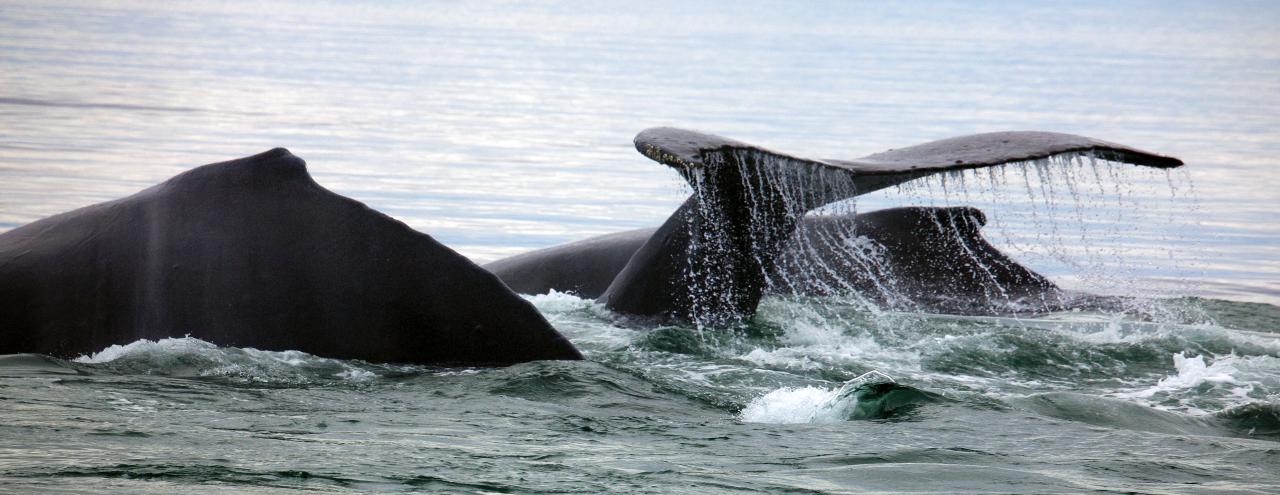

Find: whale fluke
635;127;1182;196
601;128;1183;324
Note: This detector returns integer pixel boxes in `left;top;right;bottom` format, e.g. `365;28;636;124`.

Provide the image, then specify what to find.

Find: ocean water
1;0;1279;493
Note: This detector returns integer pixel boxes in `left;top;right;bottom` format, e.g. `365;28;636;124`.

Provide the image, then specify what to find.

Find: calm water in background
2;1;1280;493
1;0;1277;302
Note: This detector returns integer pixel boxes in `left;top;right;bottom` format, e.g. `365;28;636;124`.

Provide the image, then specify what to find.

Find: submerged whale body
486;207;1063;315
769;208;1063;314
490;128;1182;322
0;149;582;365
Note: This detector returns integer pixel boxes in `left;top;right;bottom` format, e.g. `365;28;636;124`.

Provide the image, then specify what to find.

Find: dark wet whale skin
487;127;1183;320
0;149;582;365
485;207;1062;315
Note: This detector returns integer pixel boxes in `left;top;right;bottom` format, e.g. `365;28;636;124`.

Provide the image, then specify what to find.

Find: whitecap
739;371;898;424
72;336;387;385
1114;351;1280;414
74;336;220;364
739;386;843;424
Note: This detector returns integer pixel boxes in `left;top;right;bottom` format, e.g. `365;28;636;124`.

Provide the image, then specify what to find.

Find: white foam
1162;352;1238;389
1112;351;1280;415
1119;352;1240;402
74;336;219;364
525;290;635;350
524;289;601;313
740;371;896;424
73;337;388;384
739;386;845;424
334;368;377;381
741;347;821;370
748;302;926;374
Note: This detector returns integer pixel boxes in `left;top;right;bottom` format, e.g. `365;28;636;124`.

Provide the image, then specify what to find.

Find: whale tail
598;128;1183;325
633;127;1182;199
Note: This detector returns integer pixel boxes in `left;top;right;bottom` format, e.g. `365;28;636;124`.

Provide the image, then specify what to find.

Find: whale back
483;228;657;298
0;149;581;365
770;208;1065;314
487;208;1064;315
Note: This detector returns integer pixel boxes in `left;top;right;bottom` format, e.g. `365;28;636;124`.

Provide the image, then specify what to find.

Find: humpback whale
0;149;581;365
486;207;1062;315
0;128;1182;365
489;128;1182;323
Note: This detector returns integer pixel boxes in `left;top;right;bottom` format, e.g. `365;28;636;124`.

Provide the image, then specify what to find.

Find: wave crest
72;337;391;385
739;371;933;423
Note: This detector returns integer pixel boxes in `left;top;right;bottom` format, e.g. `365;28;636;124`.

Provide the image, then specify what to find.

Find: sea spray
882;154;1199;308
672;148;1201;362
72;336;404;385
678;148;861;330
739;370;931;423
1114;351;1280;414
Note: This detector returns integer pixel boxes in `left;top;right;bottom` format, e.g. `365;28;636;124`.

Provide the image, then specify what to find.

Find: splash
677;147;860;329
72;336;406;385
881;153;1199;306
675;148;1198;337
1114;351;1280;414
739;370;930;423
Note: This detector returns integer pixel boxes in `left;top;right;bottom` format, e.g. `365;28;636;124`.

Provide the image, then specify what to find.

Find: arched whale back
0;149;582;365
770;208;1063;314
487;207;1064;315
484;228;657;297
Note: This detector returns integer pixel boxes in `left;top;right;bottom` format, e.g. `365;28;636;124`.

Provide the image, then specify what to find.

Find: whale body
486;207;1063;315
0;128;1184;363
0;149;582;365
492;128;1182;323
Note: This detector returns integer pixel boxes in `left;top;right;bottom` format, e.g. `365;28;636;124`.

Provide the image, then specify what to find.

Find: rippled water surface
2;0;1279;493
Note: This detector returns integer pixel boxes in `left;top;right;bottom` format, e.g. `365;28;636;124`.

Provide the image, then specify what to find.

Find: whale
0;148;582;365
0;128;1182;364
766;208;1064;314
486;206;1064;315
489;128;1182;324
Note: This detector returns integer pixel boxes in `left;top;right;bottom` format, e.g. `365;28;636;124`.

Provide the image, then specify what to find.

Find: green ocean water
1;295;1277;493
